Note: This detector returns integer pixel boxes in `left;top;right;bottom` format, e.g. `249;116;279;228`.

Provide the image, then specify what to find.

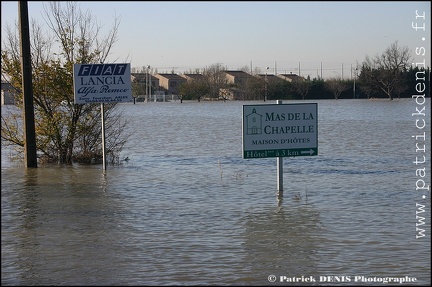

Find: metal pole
145;70;148;102
353;67;358;99
101;103;106;171
265;67;268;102
19;1;37;168
276;100;283;197
341;63;344;79
147;65;153;102
353;75;356;99
320;62;323;79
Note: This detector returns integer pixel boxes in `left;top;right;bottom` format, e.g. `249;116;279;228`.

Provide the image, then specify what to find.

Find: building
131;72;159;91
131;73;160;101
154;73;186;96
224;70;253;85
277;73;305;82
256;74;285;84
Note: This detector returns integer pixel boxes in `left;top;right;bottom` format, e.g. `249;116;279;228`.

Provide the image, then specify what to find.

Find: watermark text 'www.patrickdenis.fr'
411;9;429;240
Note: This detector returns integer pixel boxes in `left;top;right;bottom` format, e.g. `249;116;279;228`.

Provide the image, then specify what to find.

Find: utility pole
320;62;323;79
19;1;37;168
265;67;269;102
147;65;151;102
353;67;358;99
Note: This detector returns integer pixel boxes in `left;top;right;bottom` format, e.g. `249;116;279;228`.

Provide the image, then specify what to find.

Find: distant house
154;73;186;96
1;82;16;105
256;74;285;84
224;70;253;86
131;73;159;90
277;73;305;82
219;70;257;100
131;73;161;101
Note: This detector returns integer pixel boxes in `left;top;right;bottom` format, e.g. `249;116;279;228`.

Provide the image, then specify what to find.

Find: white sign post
73;63;133;170
242;101;318;197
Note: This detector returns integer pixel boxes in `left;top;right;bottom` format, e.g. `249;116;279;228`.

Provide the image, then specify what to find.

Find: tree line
173;41;429;101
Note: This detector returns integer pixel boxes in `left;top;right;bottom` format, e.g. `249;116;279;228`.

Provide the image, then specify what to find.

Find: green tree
1;2;129;164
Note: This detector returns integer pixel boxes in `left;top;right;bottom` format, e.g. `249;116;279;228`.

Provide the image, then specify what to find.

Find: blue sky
2;1;431;79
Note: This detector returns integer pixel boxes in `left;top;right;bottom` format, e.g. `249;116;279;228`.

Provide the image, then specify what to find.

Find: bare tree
324;78;349;100
361;41;411;100
1;1;128;164
291;80;311;100
241;76;264;100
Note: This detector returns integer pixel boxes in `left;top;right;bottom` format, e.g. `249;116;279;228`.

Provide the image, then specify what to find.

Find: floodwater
1;99;431;286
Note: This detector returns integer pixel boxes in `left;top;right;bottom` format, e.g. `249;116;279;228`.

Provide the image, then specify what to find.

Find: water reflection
241;202;323;285
2;166;133;285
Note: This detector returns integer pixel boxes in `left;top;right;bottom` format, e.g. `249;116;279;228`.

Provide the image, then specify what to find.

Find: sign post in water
73;63;133;171
242;101;318;196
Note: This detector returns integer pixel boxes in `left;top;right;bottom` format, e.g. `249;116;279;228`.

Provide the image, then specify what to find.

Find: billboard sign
243;103;318;159
73;63;132;104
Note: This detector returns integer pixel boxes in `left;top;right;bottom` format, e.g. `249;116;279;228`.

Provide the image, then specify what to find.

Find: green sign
244;148;318;159
243;103;318;159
